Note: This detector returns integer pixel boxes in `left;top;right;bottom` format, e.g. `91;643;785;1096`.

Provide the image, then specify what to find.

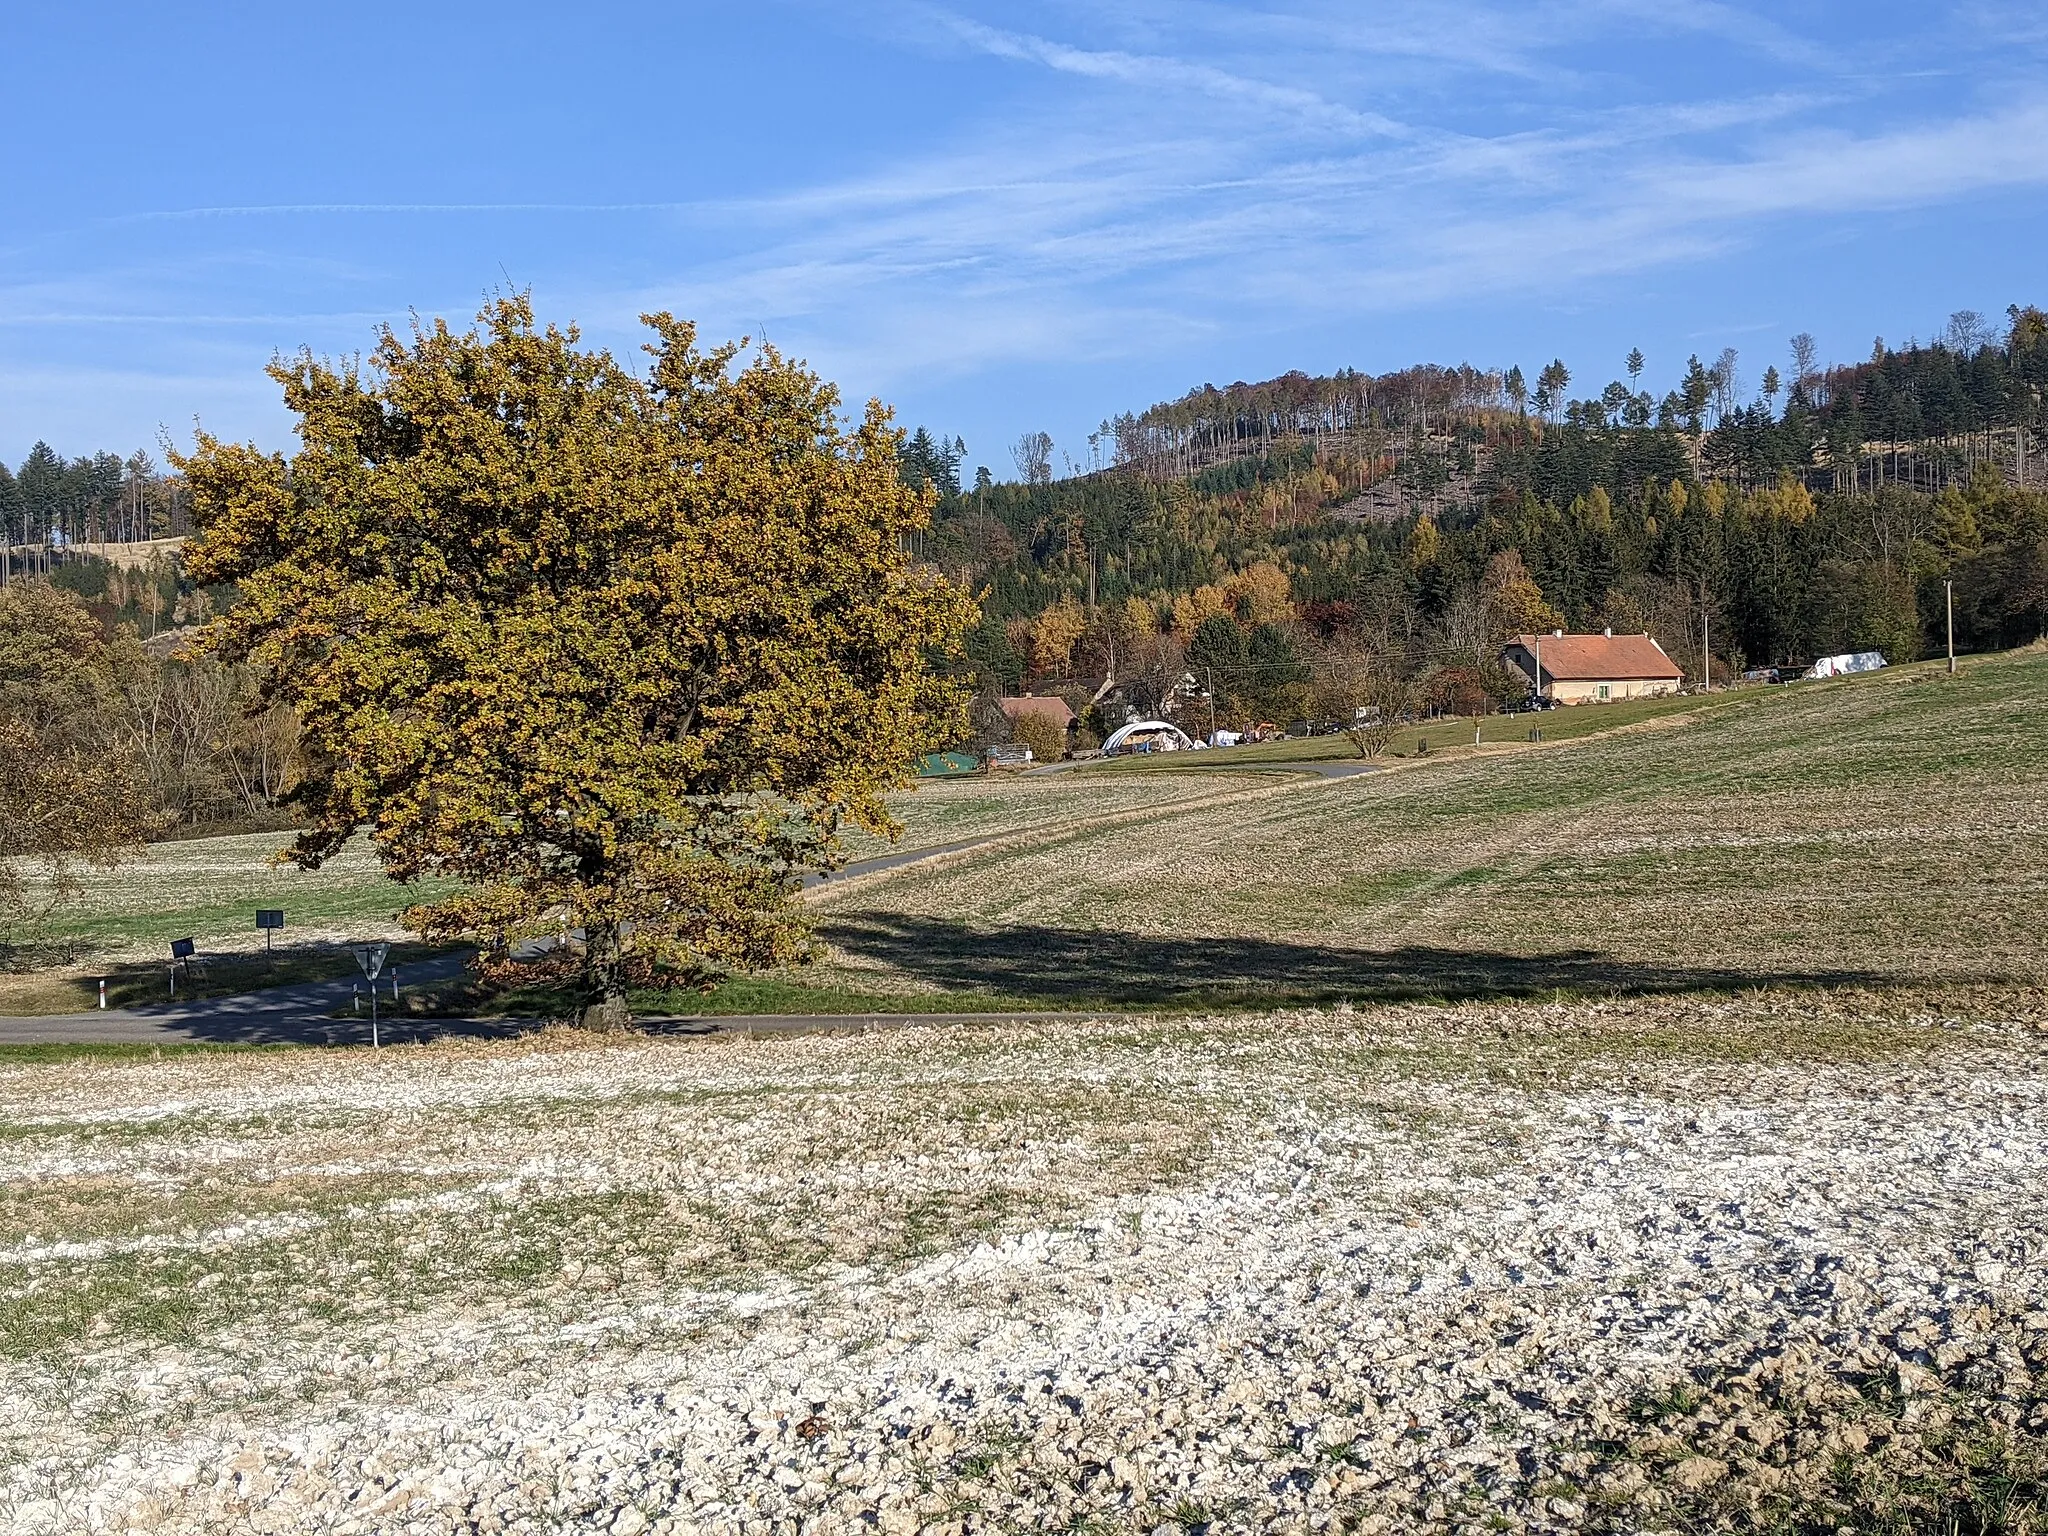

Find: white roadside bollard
98;978;107;1010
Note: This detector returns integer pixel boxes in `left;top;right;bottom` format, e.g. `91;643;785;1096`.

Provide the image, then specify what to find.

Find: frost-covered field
5;987;2045;1534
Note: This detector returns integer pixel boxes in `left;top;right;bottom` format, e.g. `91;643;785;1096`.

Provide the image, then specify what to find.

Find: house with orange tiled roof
1502;630;1685;705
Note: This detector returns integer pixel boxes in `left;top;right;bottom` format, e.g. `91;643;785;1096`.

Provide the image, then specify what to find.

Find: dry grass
833;766;1280;861
808;652;2048;1005
0;834;451;1016
1;767;1271;1015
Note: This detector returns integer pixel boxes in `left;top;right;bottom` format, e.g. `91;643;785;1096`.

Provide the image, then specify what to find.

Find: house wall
1503;644;1679;704
1504;645;1540;691
1549;677;1679;704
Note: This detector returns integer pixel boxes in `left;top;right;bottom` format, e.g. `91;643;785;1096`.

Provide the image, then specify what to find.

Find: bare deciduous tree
1011;431;1053;486
1306;636;1415;759
1946;310;1991;355
1713;347;1741;423
1789;333;1819;394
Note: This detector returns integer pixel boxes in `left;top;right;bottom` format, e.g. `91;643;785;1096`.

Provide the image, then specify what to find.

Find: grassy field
1104;685;1714;770
0;835;460;1016
7;650;2039;1022
802;648;2048;1008
833;767;1273;860
0;769;1272;1017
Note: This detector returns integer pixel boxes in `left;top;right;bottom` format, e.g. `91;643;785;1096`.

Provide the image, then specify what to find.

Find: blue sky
5;1;2048;478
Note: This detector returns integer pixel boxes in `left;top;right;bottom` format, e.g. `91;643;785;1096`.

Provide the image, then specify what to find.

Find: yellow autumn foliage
177;296;973;1027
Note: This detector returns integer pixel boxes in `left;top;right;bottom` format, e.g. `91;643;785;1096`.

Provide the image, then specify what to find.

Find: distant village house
1503;630;1684;704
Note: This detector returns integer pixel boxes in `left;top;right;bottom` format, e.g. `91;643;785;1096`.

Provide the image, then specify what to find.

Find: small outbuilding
1503;630;1685;704
916;750;983;778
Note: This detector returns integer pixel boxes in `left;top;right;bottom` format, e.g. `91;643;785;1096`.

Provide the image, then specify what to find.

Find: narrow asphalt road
0;952;488;1047
0;1002;1107;1049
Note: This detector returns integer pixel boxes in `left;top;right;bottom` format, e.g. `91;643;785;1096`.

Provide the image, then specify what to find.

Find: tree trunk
578;916;631;1031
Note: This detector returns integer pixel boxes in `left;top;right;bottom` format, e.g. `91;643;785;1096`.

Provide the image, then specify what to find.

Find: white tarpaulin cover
1805;651;1887;679
1102;719;1199;754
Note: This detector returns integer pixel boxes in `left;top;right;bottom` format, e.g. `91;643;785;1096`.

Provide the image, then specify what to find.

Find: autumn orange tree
0;583;161;946
178;297;973;1027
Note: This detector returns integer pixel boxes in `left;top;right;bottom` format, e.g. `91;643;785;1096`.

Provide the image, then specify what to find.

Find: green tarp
915;751;982;778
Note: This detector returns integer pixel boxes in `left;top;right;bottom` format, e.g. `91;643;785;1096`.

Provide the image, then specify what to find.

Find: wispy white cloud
594;76;2048;390
933;12;1415;140
7;0;2045;458
1582;0;1844;71
102;201;705;225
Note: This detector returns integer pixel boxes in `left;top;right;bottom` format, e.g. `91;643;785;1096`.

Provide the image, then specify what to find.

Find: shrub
1009;710;1067;763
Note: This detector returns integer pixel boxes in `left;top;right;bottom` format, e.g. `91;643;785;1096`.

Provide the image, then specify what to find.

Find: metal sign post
169;938;196;1000
255;909;284;953
351;943;390;1048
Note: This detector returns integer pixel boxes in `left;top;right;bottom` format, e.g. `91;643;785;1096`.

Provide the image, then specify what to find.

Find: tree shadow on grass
818;915;1893;1009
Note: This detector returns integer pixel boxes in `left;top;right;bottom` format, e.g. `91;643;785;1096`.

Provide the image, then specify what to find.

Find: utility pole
1532;634;1544;705
1205;667;1216;745
1947;579;1956;675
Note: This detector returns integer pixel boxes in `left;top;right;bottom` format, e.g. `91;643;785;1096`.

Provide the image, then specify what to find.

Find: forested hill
8;309;2047;742
0;443;188;546
1088;306;2047;493
916;307;2048;717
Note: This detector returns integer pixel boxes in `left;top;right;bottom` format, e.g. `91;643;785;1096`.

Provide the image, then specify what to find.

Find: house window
1597;683;1611;700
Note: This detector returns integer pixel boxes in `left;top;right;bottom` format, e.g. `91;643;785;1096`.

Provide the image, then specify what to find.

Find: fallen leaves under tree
177;296;973;1027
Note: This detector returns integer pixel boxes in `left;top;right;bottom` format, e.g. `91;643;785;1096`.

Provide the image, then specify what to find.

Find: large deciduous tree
177;297;973;1027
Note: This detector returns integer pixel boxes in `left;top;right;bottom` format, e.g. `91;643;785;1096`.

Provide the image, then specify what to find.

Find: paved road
0;1001;1101;1048
800;834;998;887
0;952;489;1047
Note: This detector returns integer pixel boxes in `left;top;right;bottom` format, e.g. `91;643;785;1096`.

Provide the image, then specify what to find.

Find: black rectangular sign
255;910;285;930
170;937;196;959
